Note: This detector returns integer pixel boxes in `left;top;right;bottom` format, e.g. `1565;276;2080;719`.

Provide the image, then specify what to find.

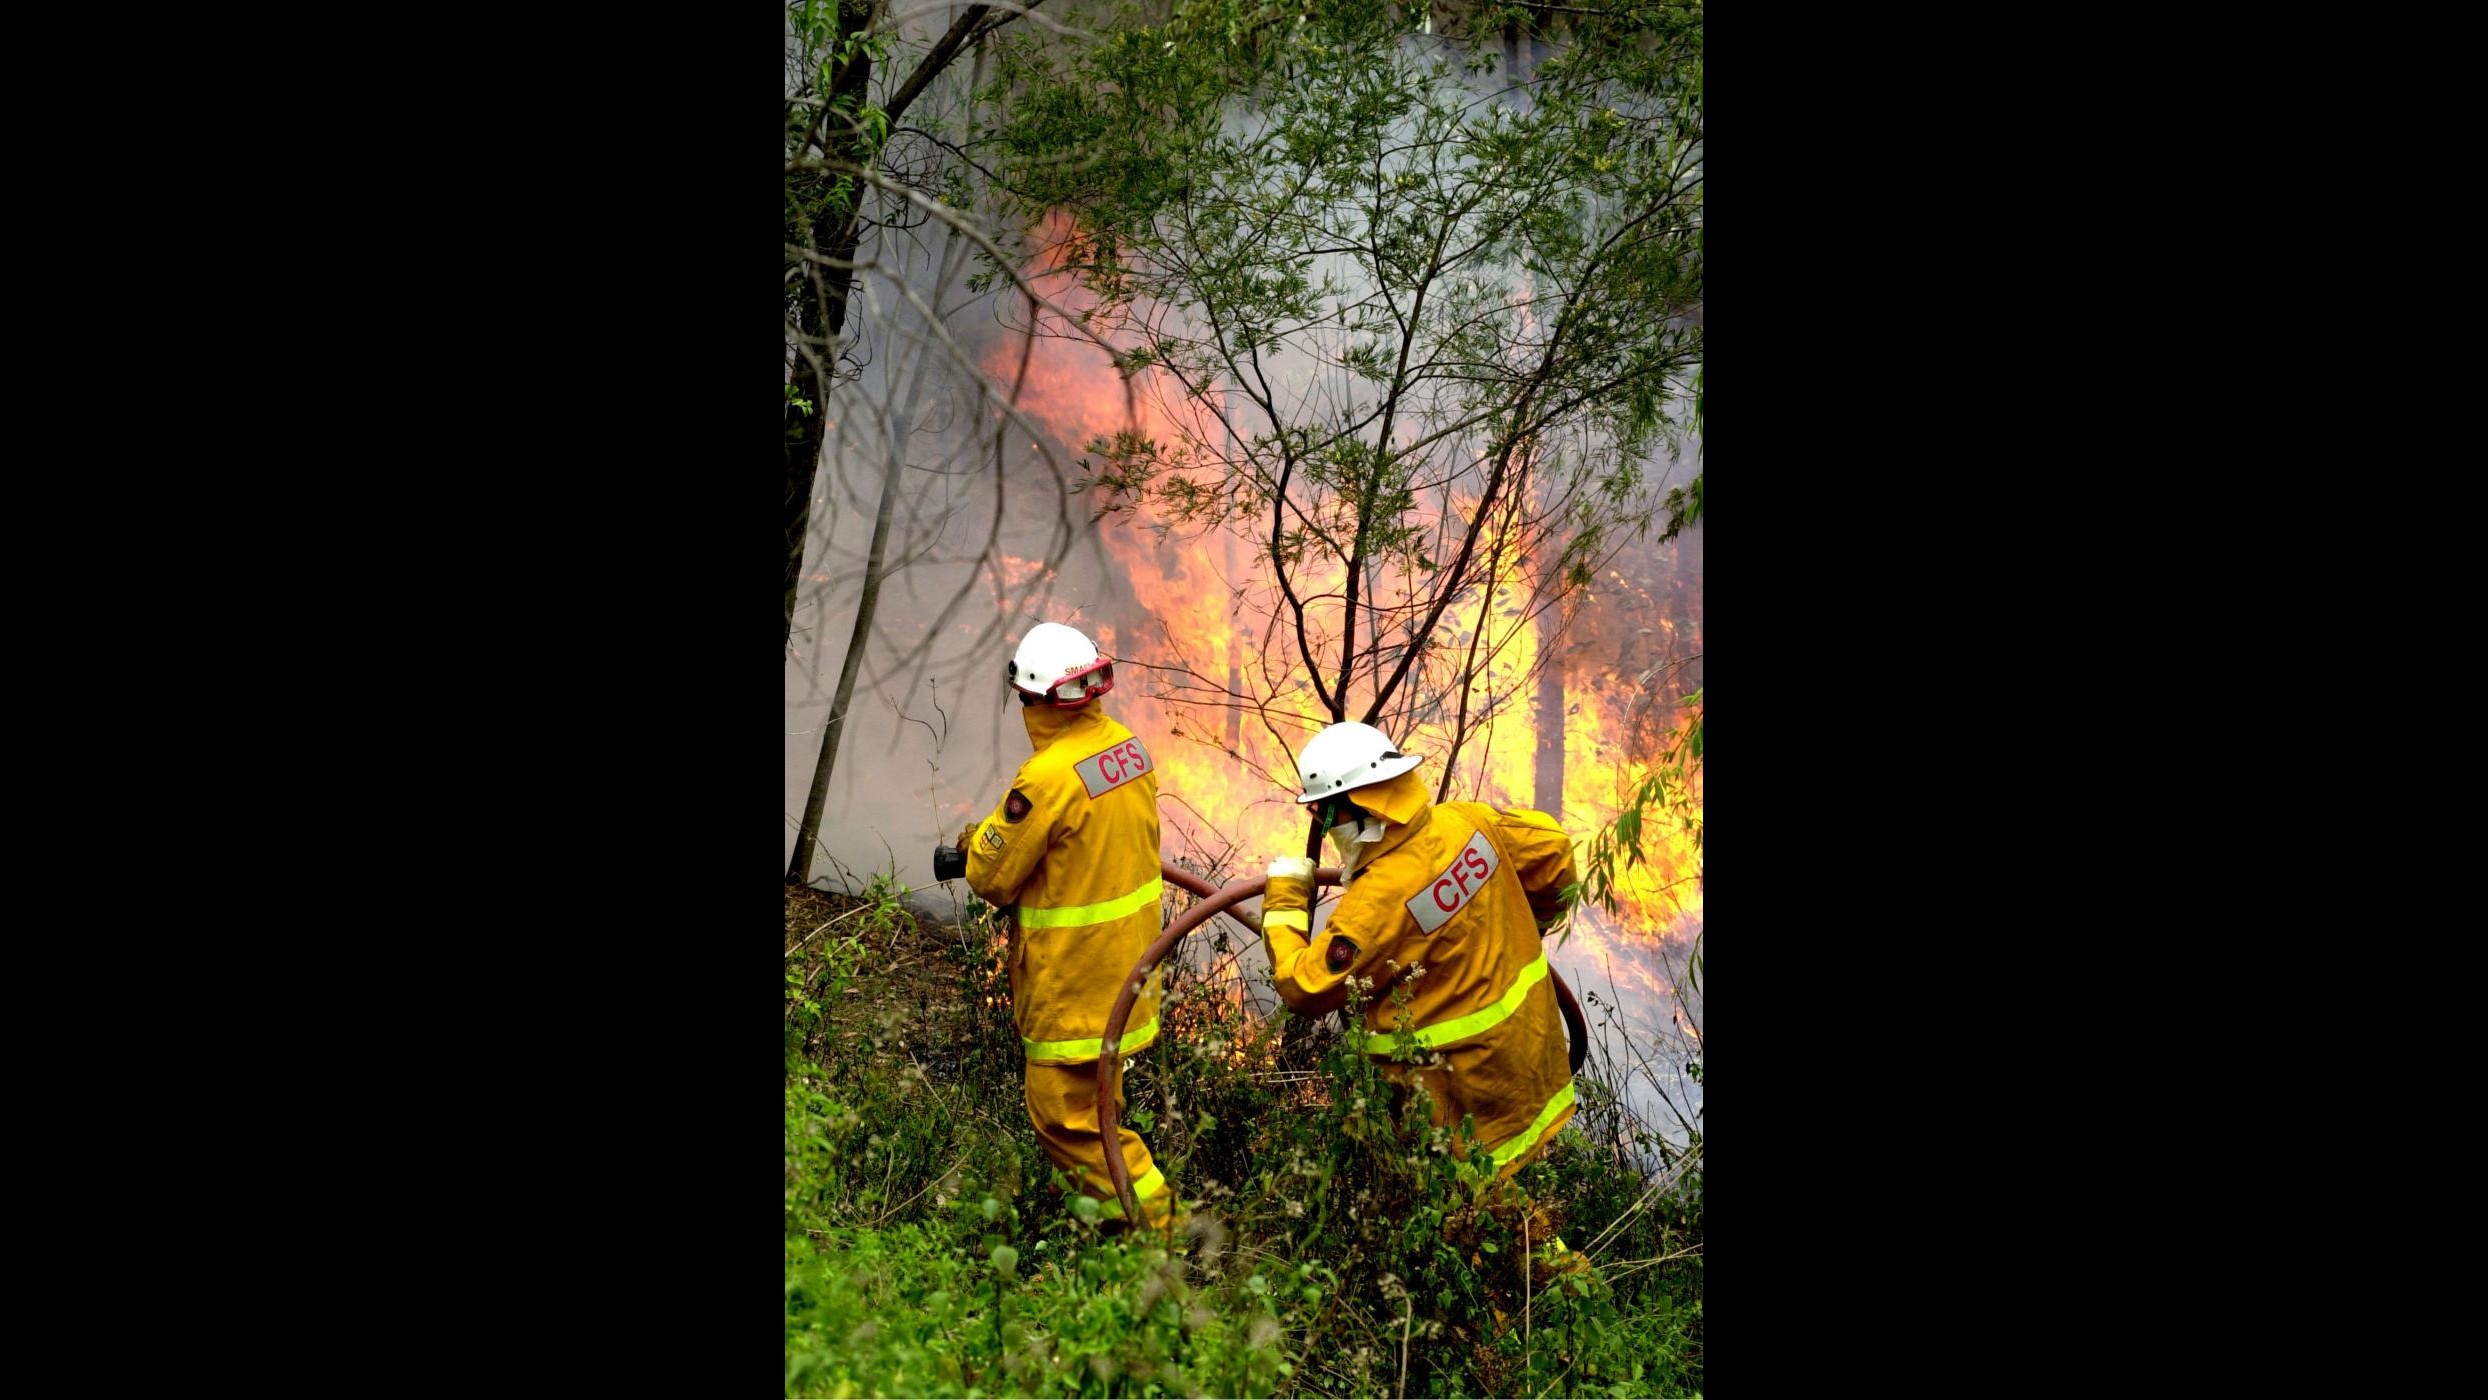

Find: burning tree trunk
1221;527;1244;754
1534;610;1566;823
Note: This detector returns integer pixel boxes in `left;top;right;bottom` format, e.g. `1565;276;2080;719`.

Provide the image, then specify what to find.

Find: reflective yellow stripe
1489;1079;1576;1168
1262;909;1309;933
1019;876;1163;930
1130;1164;1167;1199
1021;1012;1159;1062
1346;954;1550;1053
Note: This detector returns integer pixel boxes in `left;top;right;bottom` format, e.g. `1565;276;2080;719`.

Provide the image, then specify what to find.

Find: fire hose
1090;861;1591;1226
1155;858;1587;1081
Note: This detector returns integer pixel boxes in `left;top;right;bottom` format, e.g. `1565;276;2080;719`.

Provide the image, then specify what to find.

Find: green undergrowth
785;878;1702;1397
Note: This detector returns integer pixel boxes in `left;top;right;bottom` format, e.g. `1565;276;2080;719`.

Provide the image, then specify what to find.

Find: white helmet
1008;621;1115;707
1292;721;1422;804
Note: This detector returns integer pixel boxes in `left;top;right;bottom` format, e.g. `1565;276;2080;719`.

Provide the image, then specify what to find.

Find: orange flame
981;210;1702;1029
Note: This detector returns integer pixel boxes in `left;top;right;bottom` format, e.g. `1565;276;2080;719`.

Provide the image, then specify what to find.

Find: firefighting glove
1262;856;1315;948
1265;855;1315;895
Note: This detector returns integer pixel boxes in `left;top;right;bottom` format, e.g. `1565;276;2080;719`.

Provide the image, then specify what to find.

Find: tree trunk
787;435;902;887
786;305;832;642
785;0;881;649
787;213;943;886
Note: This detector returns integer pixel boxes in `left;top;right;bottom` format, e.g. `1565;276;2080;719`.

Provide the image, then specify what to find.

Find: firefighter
1260;721;1581;1180
955;622;1177;1230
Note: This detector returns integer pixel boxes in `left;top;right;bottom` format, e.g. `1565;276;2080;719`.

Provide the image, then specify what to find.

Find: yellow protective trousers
1023;1058;1176;1229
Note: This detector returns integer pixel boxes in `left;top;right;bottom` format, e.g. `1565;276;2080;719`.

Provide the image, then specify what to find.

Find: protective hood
1328;768;1432;877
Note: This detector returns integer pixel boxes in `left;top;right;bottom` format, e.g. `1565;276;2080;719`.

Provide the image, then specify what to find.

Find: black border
340;3;2113;1389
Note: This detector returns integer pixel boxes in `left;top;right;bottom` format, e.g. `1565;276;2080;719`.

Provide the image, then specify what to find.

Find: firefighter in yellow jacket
955;622;1175;1229
1260;721;1579;1179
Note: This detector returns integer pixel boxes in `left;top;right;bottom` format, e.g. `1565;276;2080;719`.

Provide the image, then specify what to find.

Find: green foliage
977;1;1702;739
786;874;923;1056
1155;977;1701;1397
785;880;1702;1396
785;0;968;394
784;913;861;1060
786;2;883;225
1661;474;1703;543
953;891;1026;1088
788;1203;1313;1397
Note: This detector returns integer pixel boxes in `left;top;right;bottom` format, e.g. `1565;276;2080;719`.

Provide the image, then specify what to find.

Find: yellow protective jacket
965;703;1164;1066
1263;770;1577;1175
